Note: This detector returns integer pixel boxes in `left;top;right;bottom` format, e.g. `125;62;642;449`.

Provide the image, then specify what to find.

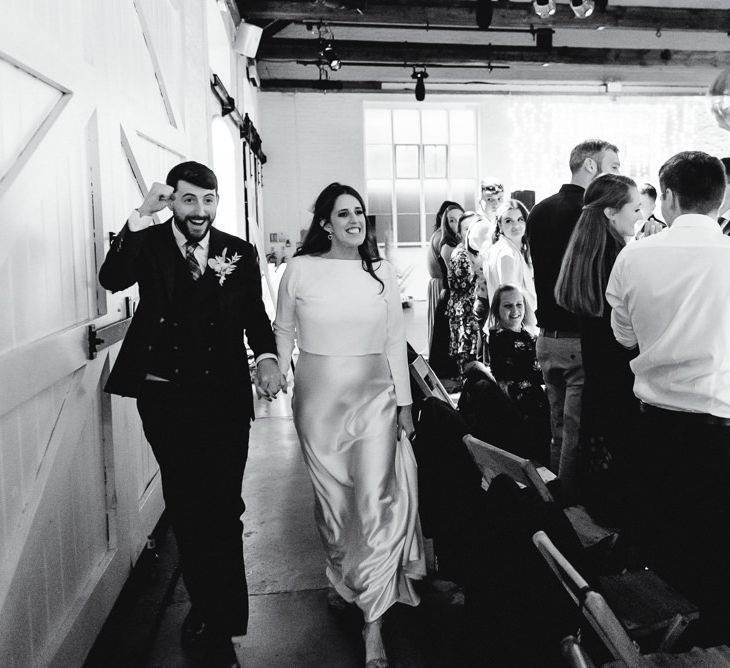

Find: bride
274;182;425;667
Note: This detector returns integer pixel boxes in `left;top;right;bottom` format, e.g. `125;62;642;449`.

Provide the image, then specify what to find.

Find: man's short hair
721;157;730;184
166;161;218;192
568;139;619;174
639;183;658;200
658;151;726;215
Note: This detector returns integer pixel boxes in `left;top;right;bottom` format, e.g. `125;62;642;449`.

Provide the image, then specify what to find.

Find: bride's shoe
362;620;389;668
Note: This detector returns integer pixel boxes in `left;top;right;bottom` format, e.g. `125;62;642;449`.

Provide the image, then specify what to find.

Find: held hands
255;358;288;402
129;182;174;231
397;405;415;440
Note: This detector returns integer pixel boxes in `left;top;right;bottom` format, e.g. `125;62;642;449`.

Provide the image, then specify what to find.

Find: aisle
143;300;470;667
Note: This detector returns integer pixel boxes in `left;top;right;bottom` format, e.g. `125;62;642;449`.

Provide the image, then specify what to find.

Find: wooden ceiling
237;0;730;95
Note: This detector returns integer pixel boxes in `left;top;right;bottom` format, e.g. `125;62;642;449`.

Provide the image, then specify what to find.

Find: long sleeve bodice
274;255;412;405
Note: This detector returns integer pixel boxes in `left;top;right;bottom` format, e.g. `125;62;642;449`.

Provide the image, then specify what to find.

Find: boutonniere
207;247;242;285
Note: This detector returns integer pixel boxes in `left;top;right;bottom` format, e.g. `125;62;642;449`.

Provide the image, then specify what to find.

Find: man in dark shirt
527;139;620;502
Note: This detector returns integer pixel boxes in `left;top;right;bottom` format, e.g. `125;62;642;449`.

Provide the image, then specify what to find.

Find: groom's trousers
137;380;251;636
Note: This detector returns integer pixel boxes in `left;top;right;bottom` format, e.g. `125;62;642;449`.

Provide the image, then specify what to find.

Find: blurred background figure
478;177;505;227
634;183;666;240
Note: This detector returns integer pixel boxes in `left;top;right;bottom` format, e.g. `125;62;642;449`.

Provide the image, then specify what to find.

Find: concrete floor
140;301;471;667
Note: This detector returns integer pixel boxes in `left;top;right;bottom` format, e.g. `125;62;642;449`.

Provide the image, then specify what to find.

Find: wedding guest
718;157;730;235
607;151;730;643
274;183;425;668
99;161;284;668
427;202;463;342
427;202;463;381
634;183;665;239
528;139;620;502
446;212;481;377
555;173;641;521
478;176;505;227
487;284;550;464
466;217;494;362
439;205;464;268
485;199;537;335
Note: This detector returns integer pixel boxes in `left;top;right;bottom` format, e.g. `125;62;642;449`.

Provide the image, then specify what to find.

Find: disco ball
709;68;730;132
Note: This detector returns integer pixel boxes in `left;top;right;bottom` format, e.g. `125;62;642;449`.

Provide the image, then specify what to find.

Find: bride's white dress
274;255;425;621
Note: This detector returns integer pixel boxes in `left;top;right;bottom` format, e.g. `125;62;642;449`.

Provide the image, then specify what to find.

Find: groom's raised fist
138;182;174;217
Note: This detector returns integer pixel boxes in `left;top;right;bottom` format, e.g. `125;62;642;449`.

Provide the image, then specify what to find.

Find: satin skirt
293;352;425;622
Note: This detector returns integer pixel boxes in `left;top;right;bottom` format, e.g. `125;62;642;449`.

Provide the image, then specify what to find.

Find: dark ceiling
237;1;730;95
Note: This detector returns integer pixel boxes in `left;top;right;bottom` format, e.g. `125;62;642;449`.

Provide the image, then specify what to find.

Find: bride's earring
327;233;333;240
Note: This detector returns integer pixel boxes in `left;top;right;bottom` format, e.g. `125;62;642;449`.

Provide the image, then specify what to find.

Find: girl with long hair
487;284;550;464
275;183;424;668
485;199;538;334
554;172;642;521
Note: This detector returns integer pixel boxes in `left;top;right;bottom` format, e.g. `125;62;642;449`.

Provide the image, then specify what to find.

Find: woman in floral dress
445;212;481;376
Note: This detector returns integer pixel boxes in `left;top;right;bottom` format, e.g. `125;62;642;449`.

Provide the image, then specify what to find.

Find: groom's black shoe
207;637;241;668
181;609;241;667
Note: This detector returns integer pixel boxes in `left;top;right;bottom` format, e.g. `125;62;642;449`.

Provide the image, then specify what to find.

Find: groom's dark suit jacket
99;219;276;418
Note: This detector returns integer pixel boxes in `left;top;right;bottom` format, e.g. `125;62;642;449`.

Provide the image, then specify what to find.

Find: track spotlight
319;40;341;70
411;66;428;101
317;23;342;71
570;0;595;18
533;0;556;18
475;0;493;29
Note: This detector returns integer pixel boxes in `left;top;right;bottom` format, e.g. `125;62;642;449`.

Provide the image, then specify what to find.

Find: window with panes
364;107;478;246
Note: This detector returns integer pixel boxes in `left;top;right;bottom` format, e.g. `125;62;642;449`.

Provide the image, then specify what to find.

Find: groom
99;161;284;667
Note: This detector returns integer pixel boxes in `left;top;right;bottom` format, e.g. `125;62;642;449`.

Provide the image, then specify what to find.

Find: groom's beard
174;213;214;241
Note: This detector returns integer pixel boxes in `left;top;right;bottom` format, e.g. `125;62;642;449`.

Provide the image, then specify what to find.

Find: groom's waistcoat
146;251;228;389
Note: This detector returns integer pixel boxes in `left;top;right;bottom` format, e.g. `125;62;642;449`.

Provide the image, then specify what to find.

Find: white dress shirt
606;213;730;417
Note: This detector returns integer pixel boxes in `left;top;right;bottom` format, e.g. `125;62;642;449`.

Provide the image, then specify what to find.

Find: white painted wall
0;0;258;665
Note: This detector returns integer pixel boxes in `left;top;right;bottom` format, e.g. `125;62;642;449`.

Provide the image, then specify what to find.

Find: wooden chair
409;354;457;409
533;531;730;668
463;435;698;653
462;434;614;548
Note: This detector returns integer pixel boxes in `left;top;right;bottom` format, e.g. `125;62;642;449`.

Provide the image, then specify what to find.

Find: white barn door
0;1;212;665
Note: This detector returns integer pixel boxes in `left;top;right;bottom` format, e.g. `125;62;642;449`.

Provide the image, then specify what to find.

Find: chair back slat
463;434;554;503
409;355;456;409
533;531;650;668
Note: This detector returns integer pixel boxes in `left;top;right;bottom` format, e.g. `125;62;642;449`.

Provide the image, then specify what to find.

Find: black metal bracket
87;299;135;359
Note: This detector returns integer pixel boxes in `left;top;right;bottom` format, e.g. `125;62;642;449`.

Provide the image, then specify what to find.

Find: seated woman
487;284;550;465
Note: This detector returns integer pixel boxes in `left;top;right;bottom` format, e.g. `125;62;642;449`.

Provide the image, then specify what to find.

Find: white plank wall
0;0;238;665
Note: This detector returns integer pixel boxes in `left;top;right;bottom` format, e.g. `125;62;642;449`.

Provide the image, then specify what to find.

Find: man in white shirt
606;150;730;643
718;157;730;235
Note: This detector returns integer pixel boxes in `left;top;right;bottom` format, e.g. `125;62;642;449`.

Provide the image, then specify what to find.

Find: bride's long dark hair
296;182;384;291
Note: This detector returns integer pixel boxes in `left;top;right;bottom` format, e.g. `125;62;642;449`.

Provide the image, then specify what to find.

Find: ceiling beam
258;38;730;69
241;1;730;33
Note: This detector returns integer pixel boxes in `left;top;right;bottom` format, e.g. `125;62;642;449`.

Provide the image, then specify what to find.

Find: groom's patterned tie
185;241;202;281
